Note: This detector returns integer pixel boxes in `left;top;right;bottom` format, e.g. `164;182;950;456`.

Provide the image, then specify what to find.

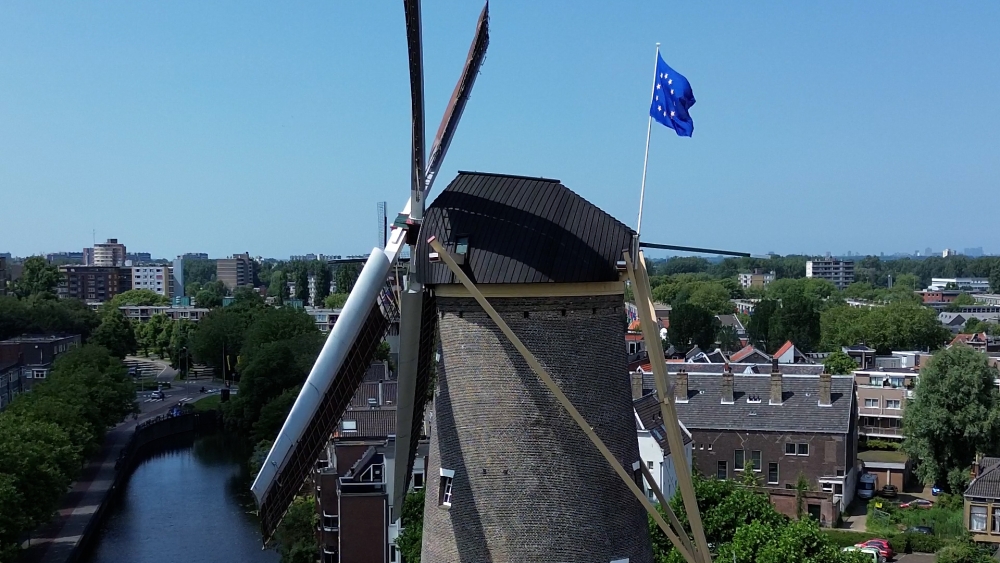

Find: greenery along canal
83;433;278;563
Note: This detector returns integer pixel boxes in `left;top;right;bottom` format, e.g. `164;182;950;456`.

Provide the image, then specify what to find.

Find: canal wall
65;411;221;563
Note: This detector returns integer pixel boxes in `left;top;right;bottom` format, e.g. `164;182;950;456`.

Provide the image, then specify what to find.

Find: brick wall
422;293;653;563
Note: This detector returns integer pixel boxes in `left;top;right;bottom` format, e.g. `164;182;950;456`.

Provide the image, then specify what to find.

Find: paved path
19;363;209;563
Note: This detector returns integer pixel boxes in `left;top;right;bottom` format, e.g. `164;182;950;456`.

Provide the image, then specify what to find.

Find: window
822;482;833;492
834;484;843;495
734;450;745;471
889;377;904;388
767;463;778;484
413;471;424;489
971;505;987;532
797;443;809;456
993;507;1000;534
836;469;845;477
439;468;455;507
322;547;338;563
886;400;901;409
322;512;338;530
717;461;728;480
751;450;762;472
648;460;654;470
32;369;46;379
868;376;884;386
864;398;879;408
390;547;397;562
785;443;796;455
341;420;357;431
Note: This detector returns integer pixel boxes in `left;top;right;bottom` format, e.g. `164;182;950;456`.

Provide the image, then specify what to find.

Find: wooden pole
625;251;713;563
427;237;699;563
639;460;695;557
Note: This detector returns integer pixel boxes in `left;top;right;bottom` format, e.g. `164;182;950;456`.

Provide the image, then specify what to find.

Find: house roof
730;345;771;364
717;314;745;331
414;171;635;285
335;407;397;439
625;333;644;342
633;402;693;455
951;333;987;346
653;373;855;434
774;341;794;359
966;463;1000;500
628;319;642;331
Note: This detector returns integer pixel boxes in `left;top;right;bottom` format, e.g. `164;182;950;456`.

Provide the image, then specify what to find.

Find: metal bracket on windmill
428;236;703;563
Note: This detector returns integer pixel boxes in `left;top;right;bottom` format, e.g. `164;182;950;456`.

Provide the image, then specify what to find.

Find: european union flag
650;53;695;137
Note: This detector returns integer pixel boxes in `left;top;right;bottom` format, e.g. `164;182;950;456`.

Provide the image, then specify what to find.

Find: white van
858;472;877;499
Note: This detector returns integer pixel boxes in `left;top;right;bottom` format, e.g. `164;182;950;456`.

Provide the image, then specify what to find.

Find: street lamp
180;346;188;379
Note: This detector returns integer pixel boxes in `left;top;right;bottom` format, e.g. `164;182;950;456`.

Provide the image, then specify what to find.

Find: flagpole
635;43;660;246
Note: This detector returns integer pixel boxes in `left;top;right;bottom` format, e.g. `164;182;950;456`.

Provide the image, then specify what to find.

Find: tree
12;256;62;299
936;541;996;563
324;293;349;309
269;270;288;304
183;258;217;287
137;313;172;358
991;266;1000;294
717;325;741;354
902;346;1000;493
168;320;197;376
964;318;999;335
190;308;251;374
396;488;425;563
293;267;309;304
335;263;359;294
945;292;977;312
822;351;857;375
747;299;778;350
768;294;821;353
313;263;332;304
90;310;137;358
272;495;318;563
819;306;869;351
103;289;169;313
195;288;223;308
667;303;718;352
253;386;301;444
688;282;734;315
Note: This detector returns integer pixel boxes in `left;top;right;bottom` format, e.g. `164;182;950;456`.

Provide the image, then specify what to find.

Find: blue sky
2;1;998;259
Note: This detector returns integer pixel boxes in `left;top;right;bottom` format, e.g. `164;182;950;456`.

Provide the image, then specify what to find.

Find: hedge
820;530;945;553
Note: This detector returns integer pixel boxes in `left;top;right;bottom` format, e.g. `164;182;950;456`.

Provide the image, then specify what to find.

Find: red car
856;539;894;560
900;499;933;509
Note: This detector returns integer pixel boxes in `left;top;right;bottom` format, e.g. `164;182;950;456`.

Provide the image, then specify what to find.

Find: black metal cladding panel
414;172;635;285
258;302;393;543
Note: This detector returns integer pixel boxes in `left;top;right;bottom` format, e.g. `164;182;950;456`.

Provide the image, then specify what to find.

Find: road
124;357;227;412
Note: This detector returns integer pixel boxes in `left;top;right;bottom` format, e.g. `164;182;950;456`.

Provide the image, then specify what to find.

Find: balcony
860;425;903;438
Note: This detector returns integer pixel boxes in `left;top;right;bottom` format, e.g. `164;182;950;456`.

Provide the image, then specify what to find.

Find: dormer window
746;394;761;404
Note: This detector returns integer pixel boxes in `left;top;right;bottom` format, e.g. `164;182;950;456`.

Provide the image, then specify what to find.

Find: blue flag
650;53;695;137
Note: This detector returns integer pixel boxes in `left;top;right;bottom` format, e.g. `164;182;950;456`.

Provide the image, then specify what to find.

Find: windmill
252;2;716;562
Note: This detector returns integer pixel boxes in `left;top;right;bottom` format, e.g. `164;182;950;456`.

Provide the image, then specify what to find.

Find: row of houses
0;334;81;410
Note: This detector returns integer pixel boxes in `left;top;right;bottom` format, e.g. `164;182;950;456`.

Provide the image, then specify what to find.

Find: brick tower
413;172;653;563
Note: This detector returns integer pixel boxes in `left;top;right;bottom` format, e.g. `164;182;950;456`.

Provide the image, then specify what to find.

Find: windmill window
454;236;469;256
342;420;357;432
439;468;455;507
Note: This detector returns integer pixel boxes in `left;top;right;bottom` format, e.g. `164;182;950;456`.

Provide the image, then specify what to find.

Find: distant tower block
414;172;653;563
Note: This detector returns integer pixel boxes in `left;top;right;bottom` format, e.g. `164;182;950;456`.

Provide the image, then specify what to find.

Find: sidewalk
19;394;208;563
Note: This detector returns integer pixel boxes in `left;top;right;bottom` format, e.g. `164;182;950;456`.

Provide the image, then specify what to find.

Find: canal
83;433;279;563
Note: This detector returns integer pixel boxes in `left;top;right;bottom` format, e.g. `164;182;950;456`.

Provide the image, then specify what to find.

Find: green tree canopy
313;264;332;304
324;293;349;309
272;495;318;563
11;256;62;299
822;351;857;375
747;299;779;351
667;303;718;352
103;289;169;312
396;488;426;563
945;292;977;311
334;263;359;294
902;346;1000;493
90;310;137;358
768;294;821;353
688;282;734;315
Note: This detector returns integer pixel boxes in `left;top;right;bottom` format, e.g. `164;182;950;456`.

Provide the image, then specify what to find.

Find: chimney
819;370;832;407
675;369;689;403
769;358;783;405
630;371;643;401
721;365;734;404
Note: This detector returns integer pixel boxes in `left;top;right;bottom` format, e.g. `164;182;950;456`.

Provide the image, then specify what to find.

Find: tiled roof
773;341;794;359
730;345;770;363
951;333;987;346
336;407;397;439
634;363;827;400
966;464;1000;500
659;373;854;434
634;400;693;456
414;171;635;285
348;381;399;408
625;333;644;342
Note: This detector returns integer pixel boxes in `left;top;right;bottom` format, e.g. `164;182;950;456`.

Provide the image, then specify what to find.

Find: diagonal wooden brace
427;236;700;563
625;250;713;563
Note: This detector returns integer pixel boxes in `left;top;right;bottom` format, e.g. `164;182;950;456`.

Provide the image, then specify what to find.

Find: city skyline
2;1;999;258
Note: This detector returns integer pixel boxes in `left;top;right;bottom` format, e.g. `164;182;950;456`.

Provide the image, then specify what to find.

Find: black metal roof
414;171;635;285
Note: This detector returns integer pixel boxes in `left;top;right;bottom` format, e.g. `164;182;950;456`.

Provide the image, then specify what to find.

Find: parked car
906;525;934;535
150;391;165;400
879;484;898;498
931;485;942;496
900;499;933;509
856;539;893;561
841;546;883;563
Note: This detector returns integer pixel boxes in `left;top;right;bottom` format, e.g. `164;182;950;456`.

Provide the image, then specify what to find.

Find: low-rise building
305;307;342;333
667;361;858;523
929;277;991;292
964;456;1000;543
975;294;1000;307
950;332;990;353
0;334;81;398
632;391;694;503
806;259;855;290
0;360;23;410
131;265;173;298
853;368;917;440
119;305;211;323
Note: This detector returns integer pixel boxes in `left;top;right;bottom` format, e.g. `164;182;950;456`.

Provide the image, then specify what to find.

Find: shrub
861;438;901;451
819;529;881;548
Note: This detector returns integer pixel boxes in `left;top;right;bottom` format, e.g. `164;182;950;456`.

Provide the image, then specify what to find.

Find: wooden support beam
427;237;699;563
625;251;713;563
639;460;695;557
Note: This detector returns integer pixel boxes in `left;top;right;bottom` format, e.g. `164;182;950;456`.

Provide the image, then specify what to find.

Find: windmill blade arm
404;0;427;221
423;0;489;195
639;241;751;258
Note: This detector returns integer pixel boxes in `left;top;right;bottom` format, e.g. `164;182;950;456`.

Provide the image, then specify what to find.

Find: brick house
964;456;1000;543
670;361;858;525
0;334;81;394
853;368;917;441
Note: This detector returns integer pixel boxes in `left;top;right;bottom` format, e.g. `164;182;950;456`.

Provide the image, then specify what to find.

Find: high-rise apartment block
131;266;173;298
85;239;127;267
217;253;254;290
738;269;776;289
58;266;132;302
806;259;855;290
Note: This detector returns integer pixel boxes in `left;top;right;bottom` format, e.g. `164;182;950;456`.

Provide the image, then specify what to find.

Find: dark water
83;433;279;563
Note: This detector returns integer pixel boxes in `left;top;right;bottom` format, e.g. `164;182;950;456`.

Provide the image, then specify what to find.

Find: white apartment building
806;259;855;290
928;278;991;292
738;269;776;289
131;266;173;298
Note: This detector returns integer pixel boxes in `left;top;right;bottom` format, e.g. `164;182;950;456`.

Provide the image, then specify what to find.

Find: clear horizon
2;1;998;258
